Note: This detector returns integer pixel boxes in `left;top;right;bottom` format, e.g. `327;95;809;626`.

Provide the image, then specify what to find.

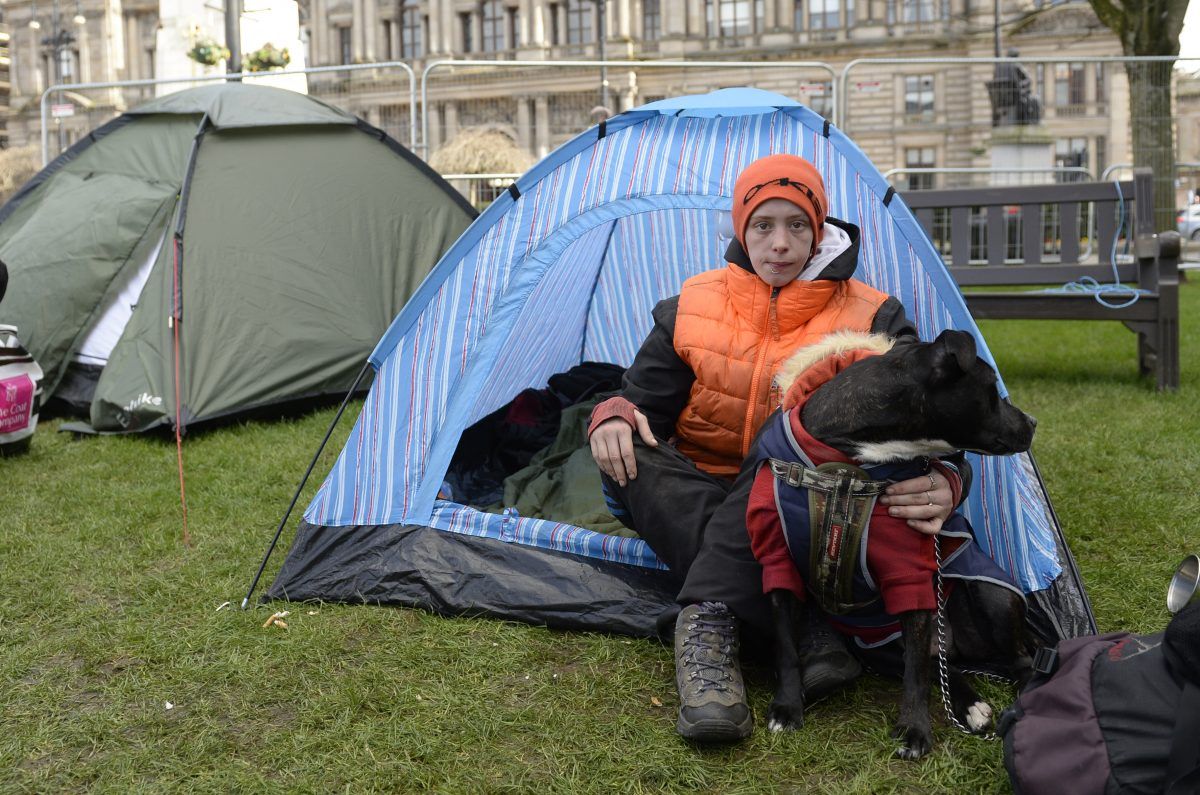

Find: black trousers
601;436;772;639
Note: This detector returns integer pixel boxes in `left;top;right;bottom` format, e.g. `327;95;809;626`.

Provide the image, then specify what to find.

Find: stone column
328;12;339;63
517;95;532;152
444;100;460;142
441;0;454;53
528;0;543;45
534;94;549;157
617;0;631;37
77;22;92;83
364;0;378;60
351;0;365;59
764;0;777;30
426;3;442;53
686;0;703;37
125;14;138;76
661;0;681;35
308;0;321;64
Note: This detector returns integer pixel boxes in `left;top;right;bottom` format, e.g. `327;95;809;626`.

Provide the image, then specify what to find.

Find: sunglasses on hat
741;178;824;219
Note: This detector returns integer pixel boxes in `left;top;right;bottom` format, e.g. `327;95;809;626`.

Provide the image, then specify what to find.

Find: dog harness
748;404;1022;647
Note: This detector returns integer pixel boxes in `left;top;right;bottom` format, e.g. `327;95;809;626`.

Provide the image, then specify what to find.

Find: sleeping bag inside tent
0;83;476;434
265;88;1095;644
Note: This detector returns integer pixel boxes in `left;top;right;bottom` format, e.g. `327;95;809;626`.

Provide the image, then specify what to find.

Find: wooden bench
903;168;1181;390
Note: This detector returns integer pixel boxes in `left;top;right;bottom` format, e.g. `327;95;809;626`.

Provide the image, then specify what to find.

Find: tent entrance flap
0;172;179;395
410;200;732;526
73;224;171;366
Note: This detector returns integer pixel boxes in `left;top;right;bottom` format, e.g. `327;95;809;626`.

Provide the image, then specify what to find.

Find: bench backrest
902;169;1153;286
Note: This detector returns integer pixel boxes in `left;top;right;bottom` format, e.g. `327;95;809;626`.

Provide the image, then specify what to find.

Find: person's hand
589;411;657;487
879;468;954;536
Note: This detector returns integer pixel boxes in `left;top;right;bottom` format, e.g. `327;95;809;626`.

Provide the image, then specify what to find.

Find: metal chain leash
933;534;1014;742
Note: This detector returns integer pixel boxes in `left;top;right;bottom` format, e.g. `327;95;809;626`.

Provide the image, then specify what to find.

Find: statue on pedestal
987;49;1042;127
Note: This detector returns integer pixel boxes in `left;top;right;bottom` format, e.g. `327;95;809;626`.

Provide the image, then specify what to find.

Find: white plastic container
0;324;44;455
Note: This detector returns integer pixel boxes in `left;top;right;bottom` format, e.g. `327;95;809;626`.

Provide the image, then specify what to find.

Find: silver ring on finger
924;490;934;505
927;473;937;490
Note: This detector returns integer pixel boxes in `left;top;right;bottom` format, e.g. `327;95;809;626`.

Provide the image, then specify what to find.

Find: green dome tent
0;83;476;434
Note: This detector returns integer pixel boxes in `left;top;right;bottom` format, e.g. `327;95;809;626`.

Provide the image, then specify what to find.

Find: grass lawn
3;281;1198;793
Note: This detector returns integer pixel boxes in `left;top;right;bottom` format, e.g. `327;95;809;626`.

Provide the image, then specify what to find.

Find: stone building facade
299;0;1129;186
0;0;1147;190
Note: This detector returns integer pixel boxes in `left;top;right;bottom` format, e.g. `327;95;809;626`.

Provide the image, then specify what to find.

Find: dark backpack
998;601;1200;795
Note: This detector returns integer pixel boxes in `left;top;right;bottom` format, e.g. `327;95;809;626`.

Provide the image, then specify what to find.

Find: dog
745;328;1037;760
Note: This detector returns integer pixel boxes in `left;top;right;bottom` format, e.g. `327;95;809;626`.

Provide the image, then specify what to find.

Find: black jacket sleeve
870;296;919;343
619;296;694;440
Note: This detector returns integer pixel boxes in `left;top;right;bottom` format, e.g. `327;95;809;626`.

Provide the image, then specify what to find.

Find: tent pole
241;359;373;609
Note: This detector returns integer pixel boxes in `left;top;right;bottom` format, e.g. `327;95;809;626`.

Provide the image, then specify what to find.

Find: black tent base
265;521;680;639
265;519;1094;647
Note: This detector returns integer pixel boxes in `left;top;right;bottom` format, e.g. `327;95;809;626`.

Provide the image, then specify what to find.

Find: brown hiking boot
674;602;753;743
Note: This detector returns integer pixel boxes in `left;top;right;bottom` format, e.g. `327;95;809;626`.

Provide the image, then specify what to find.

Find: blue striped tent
265;88;1094;642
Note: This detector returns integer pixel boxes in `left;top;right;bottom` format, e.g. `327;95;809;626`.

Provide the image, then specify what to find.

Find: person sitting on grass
588;153;969;743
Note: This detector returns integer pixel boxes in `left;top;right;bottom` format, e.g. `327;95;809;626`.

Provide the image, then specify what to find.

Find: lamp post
594;0;609;112
224;0;242;75
29;0;86;151
993;0;1001;58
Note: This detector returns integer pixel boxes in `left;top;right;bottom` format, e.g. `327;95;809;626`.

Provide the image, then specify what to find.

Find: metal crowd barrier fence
33;55;1200;207
418;58;839;160
38;61;417;166
439;172;522;209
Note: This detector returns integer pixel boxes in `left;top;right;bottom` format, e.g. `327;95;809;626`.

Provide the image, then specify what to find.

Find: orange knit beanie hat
732;154;827;253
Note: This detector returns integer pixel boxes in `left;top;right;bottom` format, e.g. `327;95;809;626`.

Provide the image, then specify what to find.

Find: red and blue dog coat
746;343;1022;648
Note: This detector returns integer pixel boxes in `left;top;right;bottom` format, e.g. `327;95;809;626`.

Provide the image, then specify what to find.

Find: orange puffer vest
672;264;888;478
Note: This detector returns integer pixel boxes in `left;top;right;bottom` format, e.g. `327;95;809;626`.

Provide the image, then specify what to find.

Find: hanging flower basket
187;38;230;67
245;43;291;72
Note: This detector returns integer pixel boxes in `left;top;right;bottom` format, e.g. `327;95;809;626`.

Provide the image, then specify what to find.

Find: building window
548;3;561;44
481;0;504;51
719;0;750;36
338;26;352;64
1055;62;1085;115
146;47;155;79
1095;135;1106;175
905;146;936;190
565;0;593;44
1055;137;1088;181
401;3;424;58
904;74;934;119
794;0;804;29
901;0;934;22
1095;62;1106;106
507;6;520;48
643;0;661;39
810;0;839;30
705;0;763;36
460;11;474;51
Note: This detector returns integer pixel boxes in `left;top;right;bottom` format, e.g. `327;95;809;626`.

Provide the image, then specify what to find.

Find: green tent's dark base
264;521;681;638
41;362;102;418
264;518;1095;646
56;378;374;437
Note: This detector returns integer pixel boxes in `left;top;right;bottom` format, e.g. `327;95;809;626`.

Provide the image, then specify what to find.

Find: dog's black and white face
801;329;1036;464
